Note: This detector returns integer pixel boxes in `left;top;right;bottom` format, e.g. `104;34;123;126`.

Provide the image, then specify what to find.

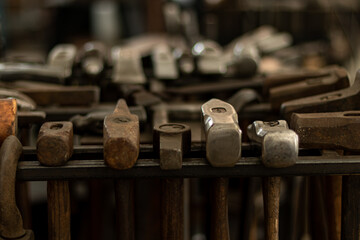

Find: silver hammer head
247;120;298;168
201;98;242;167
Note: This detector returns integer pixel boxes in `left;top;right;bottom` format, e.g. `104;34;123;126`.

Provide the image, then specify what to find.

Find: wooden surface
263;176;281;240
47;180;71;240
162;178;184;240
211;177;230;240
341;175;360;240
115;179;135;240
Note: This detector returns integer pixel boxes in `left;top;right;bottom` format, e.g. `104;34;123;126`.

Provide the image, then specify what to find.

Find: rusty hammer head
201;98;242;167
291;111;360;152
281;69;360;121
0;99;17;146
247;120;298;168
37;121;74;166
103;99;140;170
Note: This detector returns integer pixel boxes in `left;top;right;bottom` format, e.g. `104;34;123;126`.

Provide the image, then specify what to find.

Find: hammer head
247;120;298;168
201;98;242;167
0;99;17;146
103;99;140;170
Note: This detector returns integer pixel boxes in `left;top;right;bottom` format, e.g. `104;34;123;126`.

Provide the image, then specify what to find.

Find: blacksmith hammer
247;120;298;240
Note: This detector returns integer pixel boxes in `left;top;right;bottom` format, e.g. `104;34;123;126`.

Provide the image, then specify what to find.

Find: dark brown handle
263;176;280;240
162;178;184;240
211;177;230;240
115;179;135;240
47;180;71;240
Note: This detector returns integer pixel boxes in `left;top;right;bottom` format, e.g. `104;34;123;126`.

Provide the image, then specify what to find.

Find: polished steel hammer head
201;98;242;167
247;120;298;168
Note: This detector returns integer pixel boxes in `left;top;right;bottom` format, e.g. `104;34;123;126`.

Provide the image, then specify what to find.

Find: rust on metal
103;99;139;170
37;121;74;166
291;111;360;152
269;66;349;110
0;99;17;146
281;69;360;121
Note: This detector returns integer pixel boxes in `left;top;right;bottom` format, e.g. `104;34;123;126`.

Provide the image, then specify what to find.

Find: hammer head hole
211;107;227;113
113;116;131;123
264;121;280;127
159;123;185;131
50;123;63;130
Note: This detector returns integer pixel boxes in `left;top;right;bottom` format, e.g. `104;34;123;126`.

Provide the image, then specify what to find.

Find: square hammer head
201;98;242;167
247;120;298;168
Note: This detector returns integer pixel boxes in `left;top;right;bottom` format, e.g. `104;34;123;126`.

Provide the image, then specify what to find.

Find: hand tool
103;99;139;240
0;62;69;84
192;40;226;75
37;121;73;166
201;99;241;240
227;88;261;114
0;99;17;145
263;66;335;95
0;88;36;111
151;43;178;80
14;86;100;106
0;135;34;240
103;99;139;170
247;120;298;168
226;43;259;77
111;47;146;84
153;123;191;240
247;120;298;240
201;98;241;167
153;123;191;170
281;69;360;121
78;41;107;77
36;121;73;240
290;111;360;240
0;44;76;84
71;105;147;135
269;66;349;110
47;44;77;79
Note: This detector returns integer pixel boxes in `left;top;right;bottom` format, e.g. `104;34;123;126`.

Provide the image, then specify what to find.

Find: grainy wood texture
263;176;280;240
47;180;71;240
37;121;73;240
341;175;360;240
211;177;230;240
115;179;135;240
325;176;342;240
162;178;184;240
0;99;17;145
0;136;26;239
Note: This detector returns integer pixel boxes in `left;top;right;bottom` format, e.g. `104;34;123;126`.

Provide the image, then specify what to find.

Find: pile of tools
0;22;358;240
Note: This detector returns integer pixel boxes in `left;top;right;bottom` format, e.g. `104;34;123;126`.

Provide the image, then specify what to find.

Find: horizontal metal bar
17;145;360;180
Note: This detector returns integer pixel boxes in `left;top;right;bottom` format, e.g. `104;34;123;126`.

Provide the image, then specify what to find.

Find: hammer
247;120;298;240
153;123;191;240
37;121;73;240
103;99;139;240
201;98;242;240
291;111;360;240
